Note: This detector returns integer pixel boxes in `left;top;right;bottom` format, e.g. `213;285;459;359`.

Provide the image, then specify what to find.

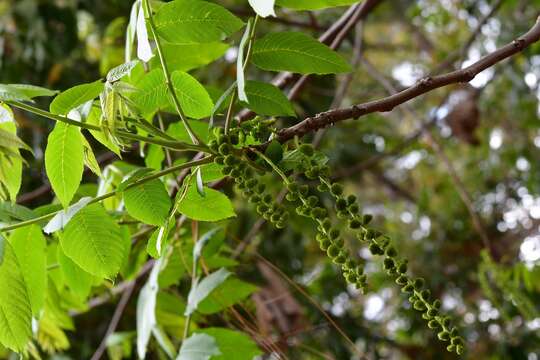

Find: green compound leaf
0;242;32;353
199;328;262;360
9;225;47;316
44;123;84;208
242;80;295;116
276;0;359;10
50;80;104;115
178;185;236;222
60;204;129;278
123;178;172;226
252;32;351;74
154;0;244;44
176;333;220;360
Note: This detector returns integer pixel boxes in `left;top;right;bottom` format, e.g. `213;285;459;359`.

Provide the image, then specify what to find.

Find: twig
276;16;540;141
89;282;135;360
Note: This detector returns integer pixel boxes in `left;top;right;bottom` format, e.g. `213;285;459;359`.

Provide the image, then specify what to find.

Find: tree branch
276;16;540;142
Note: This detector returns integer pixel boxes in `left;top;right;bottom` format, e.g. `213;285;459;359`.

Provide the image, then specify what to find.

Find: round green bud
307;195;318;207
275;221;286;229
287;182;298;193
333;237;344;248
456;345;464;355
215;156;225;165
305;169;317;180
299;185;309;196
330;183;343;196
299;144;315;157
280;212;289;222
347;194;356;205
385;246;397;257
413;278;425;289
311;207;326;220
398;262;408;274
327;245;340;258
223;155;236;166
222;166;233;175
420;289;431;301
428;319;439;329
362;214;373;225
401;284;414;293
427;308;438;318
217;134;228;144
218;143;231;155
368;243;384;256
263;194;272;204
334;253;347;264
229;133;239;145
343;259;356;270
348;204;360;214
396;275;408;285
270;213;281;223
286;193;299;202
442;318;451;328
321;219;332;231
450;328;459;337
329;228;340;240
413;300;426;311
249;195;261;204
451;336;462;346
437;331;450;341
257;205;269;214
256;184;266;193
317;184;328;192
337;211;348;220
209;140;219;152
320;238;332;251
234;177;244;184
383;258;395;270
336;198;347;210
345;272;358;284
231;169;242;178
432;299;441;309
349;219;362;229
446;345;456;353
246;179;258;188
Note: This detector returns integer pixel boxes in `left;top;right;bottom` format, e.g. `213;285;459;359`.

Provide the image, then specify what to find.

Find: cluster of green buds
279;145;368;291
297;143;465;355
209;129;289;229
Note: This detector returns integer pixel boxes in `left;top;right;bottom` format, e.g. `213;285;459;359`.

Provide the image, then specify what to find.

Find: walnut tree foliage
0;0;540;359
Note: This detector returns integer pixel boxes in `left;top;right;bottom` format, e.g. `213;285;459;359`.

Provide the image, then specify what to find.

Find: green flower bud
385;246;397;257
427;308;438;318
321;219;332;231
320;238;332;251
222;165;233;175
451;336;462;346
348;204;360;214
349;219;362;229
249;195;261;204
337;210;348;219
256;184;266;193
333;237;344;248
383;258;395;270
230;169;241;178
275;221;286;229
361;214;373;225
368;243;384;255
428;319;439;329
420;289;431;301
396;275;408;285
397;262;408;274
442;318;451;328
307;195;318;207
229;133;239;145
432;299;441;309
263;194;272;204
343;259;356;270
209;140;219;152
413;300;426;311
224;155;236;166
438;331;450;341
334;252;347;264
327;245;340;258
456;345;464;355
218;143;231;155
335;198;347;210
446;345;456;353
330;183;343;196
215;156;225;165
285;193;298;202
287;182;298;193
305;169;317;179
329;228;340;240
413;278;425;289
401;284;414;293
299;185;309;196
311;207;326;220
317;184;328;192
346;194;357;205
257;205;269;214
246;179;258;188
270;213;281;223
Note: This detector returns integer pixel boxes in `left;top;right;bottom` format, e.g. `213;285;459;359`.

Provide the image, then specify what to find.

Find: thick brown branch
277;16;540;142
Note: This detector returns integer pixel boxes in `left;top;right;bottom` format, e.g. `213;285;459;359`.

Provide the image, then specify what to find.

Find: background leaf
185;268;231;316
199;328;262;360
154;0;244;44
252;32;351;74
176;333;220;360
242;80;295;116
150;43;229;72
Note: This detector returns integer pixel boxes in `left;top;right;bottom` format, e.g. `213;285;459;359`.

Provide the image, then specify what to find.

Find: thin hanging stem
142;0;202;145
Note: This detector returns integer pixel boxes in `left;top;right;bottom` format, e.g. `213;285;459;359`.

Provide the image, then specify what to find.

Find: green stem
7;100;208;153
224;16;259;134
0;156;214;233
143;0;202;145
252;149;289;184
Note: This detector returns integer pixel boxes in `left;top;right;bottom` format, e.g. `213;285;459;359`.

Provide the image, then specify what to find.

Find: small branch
0;156;214;232
89;282;135;360
7;100;207;152
276;16;540;141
